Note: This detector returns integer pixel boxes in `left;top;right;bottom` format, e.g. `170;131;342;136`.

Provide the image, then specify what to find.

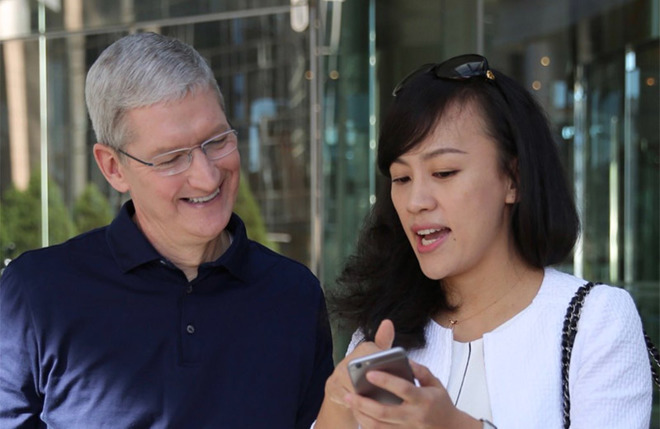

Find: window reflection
0;5;311;266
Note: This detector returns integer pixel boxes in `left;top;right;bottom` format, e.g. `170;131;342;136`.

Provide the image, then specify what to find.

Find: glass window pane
0;38;57;259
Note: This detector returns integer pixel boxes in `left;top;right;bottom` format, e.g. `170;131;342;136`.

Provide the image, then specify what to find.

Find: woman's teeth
421;236;437;246
417;228;444;246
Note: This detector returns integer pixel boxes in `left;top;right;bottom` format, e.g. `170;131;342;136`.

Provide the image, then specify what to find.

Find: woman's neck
437;259;544;342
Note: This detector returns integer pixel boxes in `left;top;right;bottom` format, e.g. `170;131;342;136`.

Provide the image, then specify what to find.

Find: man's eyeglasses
118;129;238;176
392;54;495;97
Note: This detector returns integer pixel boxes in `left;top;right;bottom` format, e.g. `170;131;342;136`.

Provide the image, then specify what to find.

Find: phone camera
355;362;362;369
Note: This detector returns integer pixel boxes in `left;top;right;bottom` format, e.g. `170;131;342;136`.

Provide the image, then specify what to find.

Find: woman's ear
505;159;519;204
93;143;130;193
505;178;518;204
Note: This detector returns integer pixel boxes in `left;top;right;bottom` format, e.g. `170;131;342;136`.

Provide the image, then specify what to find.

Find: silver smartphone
347;346;415;405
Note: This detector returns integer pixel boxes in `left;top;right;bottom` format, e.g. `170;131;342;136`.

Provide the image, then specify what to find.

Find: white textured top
346;268;653;428
447;338;492;421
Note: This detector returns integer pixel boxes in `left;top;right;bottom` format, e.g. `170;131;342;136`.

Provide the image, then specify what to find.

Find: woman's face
389;101;517;284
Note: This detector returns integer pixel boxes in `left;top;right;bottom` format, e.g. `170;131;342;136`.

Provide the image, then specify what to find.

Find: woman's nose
406;178;437;213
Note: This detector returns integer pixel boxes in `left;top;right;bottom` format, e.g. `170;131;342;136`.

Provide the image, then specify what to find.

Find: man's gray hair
85;32;224;150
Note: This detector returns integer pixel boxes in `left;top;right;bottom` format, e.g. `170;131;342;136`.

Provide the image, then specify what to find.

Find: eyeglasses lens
204;136;237;161
154;131;237;176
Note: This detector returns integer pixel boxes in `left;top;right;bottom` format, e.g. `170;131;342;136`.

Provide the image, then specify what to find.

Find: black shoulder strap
561;282;660;429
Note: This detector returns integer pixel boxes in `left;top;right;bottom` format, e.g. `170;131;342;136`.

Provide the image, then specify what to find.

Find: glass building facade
0;0;658;420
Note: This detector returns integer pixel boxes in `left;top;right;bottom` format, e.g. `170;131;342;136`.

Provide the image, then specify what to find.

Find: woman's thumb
374;319;395;349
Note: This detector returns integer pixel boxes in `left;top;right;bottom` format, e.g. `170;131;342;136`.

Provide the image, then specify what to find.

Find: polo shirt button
186;324;195;334
186;285;193;294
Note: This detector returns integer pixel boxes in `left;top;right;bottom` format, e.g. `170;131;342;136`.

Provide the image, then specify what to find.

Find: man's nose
186;147;219;185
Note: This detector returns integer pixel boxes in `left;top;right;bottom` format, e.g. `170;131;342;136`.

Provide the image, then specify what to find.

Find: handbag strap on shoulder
561;281;597;429
561;281;660;429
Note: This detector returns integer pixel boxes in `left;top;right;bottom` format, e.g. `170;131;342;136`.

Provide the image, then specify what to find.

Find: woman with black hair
314;55;652;428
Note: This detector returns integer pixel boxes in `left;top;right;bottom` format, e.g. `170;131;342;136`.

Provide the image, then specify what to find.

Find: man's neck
165;230;231;281
133;214;232;281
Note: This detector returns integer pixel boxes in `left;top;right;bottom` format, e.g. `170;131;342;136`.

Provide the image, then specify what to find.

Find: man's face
114;88;240;249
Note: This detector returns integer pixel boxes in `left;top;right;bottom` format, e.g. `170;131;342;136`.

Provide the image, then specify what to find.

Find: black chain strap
644;331;660;387
561;282;597;429
561;282;660;429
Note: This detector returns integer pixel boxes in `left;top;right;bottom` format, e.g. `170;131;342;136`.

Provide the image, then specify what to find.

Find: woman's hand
345;361;481;429
314;320;396;429
315;319;481;428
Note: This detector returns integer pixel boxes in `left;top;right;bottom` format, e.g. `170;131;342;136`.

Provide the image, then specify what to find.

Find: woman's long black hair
329;63;580;350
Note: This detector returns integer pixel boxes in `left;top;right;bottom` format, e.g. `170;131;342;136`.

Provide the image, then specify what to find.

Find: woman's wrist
480;418;498;429
313;397;358;429
448;409;485;429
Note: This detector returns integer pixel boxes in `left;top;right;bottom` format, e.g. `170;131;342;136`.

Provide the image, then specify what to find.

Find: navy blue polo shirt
0;201;333;428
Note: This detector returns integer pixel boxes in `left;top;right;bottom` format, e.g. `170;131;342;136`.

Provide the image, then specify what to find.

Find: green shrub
0;203;11;263
73;183;113;233
0;172;77;258
234;176;278;251
0;170;275;261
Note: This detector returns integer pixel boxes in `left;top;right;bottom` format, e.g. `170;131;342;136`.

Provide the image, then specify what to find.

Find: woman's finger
410;360;444;388
346;392;403;426
364;370;418;403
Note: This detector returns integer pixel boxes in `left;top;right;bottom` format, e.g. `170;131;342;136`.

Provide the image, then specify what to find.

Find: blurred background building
0;0;658;419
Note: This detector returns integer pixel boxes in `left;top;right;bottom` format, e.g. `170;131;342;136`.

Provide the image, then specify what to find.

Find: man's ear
93;143;130;193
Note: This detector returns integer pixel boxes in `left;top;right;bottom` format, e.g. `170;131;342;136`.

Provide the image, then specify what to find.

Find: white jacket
348;268;653;428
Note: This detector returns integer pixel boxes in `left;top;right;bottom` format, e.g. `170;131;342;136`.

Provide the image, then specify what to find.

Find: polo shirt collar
107;200;251;282
201;213;251;282
106;200;162;272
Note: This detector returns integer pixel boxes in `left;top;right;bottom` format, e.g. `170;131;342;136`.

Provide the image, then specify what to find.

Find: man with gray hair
0;32;333;428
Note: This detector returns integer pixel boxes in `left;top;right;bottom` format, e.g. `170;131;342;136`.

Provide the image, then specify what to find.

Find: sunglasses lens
392;55;492;96
433;54;488;80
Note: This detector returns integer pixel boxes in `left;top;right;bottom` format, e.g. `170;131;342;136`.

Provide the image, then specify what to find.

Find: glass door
575;43;659;422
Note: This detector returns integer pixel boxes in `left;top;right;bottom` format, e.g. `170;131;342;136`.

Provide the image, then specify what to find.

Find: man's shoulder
245;240;317;280
233;241;323;304
3;227;109;280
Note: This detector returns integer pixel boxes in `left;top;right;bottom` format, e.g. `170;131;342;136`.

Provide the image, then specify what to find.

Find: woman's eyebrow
392;147;468;166
421;147;468;161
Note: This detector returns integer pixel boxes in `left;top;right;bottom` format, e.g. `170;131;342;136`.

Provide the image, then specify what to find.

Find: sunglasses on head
392;54;495;97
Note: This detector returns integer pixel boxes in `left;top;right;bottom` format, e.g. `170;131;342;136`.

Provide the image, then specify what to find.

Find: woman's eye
434;170;457;178
391;176;410;184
